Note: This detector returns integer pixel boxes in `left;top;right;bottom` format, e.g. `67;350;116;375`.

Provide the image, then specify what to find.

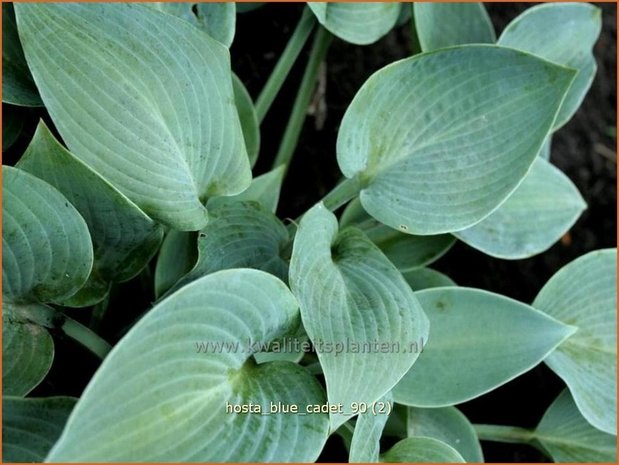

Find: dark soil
15;3;616;463
231;3;616;462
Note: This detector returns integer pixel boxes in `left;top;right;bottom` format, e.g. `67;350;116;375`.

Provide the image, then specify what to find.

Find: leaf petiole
272;25;332;172
255;6;316;123
473;424;535;445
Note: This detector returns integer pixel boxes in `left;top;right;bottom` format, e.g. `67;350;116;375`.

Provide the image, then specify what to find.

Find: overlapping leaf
3;396;77;462
534;389;617;462
381;437;465;463
209;166;285;213
349;392;393;462
414;3;495;52
15;3;251;230
3;166;93;304
2;3;42;106
393;287;575;406
18;122;164;306
46;269;329;462
337;46;575;235
290;204;429;430
167;201;290;296
232;74;261;167
307;3;401;45
455;158;586;259
340;198;455;272
499;3;601;129
3;302;54;397
534;249;617;434
402;268;456;291
154;231;198;299
407;406;483;462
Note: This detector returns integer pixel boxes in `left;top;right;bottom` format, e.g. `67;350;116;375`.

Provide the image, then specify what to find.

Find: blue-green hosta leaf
290;204;429;430
340;198;455;272
407;406;484;462
15;3;251;231
394;287;575;407
209;165;285;213
233;74;261;167
499;3;601;130
307;3;401;45
455;158;586;259
3;166;93;304
167;201;289;296
534;249;617;434
337;46;575;235
397;3;412;27
414;3;495;52
2;396;77;463
148;3;236;47
46;269;329;462
2;4;42;107
196;3;236;47
3;302;54;396
402;268;456;291
381;437;465;463
349;392;393;463
154;231;198;299
534;389;617;462
17;122;164;307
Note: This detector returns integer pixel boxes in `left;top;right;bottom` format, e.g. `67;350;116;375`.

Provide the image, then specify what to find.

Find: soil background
10;3;616;463
230;3;617;462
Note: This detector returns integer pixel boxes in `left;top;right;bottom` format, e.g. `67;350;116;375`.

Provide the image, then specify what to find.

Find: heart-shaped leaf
3;166;93;304
414;3;495;52
349;392;393;463
407;406;484;462
381;437;465;463
290;203;429;430
167;201;290;297
533;249;617;434
455;157;586;259
17;122;164;307
534;389;617;462
233;74;261;168
154;231;198;299
337;45;575;235
341;198;455;271
402;268;456;291
15;3;251;230
3;302;54;397
307;3;401;45
46;269;329;462
2;4;42;107
393;287;575;407
498;3;601;130
3;396;77;463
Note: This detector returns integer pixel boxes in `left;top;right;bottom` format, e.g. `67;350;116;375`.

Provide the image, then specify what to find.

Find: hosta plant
2;2;616;463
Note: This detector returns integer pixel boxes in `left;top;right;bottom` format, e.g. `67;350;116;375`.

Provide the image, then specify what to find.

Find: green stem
61;316;112;359
321;177;364;212
255;6;316;123
26;304;112;359
272;25;332;171
474;424;535;444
